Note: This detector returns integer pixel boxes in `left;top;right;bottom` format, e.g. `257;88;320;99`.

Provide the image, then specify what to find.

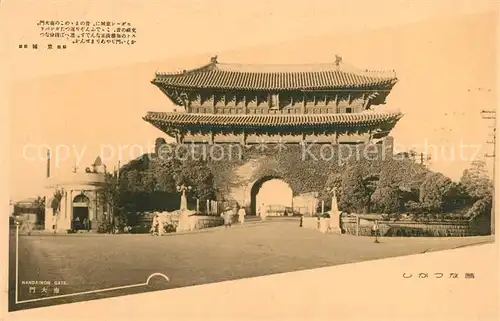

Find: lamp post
176;184;192;211
326;187;336;203
326;187;339;216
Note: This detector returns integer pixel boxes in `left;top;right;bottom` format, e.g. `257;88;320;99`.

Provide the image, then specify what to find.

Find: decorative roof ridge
215;62;396;78
155;55;397;79
155;58;217;78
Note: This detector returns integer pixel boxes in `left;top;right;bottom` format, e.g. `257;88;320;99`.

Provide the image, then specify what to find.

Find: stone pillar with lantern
176;184;192;231
327;187;342;234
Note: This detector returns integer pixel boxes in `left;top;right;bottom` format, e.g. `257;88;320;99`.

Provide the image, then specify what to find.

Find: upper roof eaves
152;56;398;90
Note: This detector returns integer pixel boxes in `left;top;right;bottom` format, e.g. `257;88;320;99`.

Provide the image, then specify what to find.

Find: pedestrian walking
151;214;159;236
371;221;379;236
238;206;246;225
221;207;233;228
157;214;164;236
259;203;267;221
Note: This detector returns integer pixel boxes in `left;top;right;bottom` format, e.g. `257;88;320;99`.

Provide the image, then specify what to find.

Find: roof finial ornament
210;55;218;64
335;54;343;67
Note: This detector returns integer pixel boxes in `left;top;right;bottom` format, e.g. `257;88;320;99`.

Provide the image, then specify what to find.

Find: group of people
73;216;90;231
221;203;271;228
150;203;264;233
221;205;246;228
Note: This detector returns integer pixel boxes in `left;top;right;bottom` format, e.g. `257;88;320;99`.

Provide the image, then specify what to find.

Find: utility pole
481;109;496;235
418;152;432;167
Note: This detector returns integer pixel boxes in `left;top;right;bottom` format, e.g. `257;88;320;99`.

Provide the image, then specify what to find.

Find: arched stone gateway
249;176;293;216
204;141;394;216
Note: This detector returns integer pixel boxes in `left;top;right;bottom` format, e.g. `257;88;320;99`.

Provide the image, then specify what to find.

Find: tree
150;157;178;193
155;137;167;155
466;193;493;219
125;170;144;192
339;164;370;213
116;151;218;214
177;159;216;204
419;172;454;213
33;196;46;226
102;172;127;232
372;184;404;213
51;189;64;216
460;160;493;202
319;172;343;212
371;158;427;213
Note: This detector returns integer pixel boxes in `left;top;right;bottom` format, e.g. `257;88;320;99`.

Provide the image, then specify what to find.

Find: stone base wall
341;217;490;237
134;212;223;233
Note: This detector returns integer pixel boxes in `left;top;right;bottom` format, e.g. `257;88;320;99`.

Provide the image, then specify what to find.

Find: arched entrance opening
72;194;90;231
250;176;293;216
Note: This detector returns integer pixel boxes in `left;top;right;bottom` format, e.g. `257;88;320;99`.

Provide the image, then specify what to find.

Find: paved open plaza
9;221;493;310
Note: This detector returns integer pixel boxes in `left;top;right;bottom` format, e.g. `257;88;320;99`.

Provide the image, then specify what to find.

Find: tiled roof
143;111;403;129
153;57;398;91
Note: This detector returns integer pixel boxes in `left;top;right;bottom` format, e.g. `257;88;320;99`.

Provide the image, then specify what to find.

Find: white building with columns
43;157;107;232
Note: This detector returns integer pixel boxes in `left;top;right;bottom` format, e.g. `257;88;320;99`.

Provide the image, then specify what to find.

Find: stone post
328;189;342;234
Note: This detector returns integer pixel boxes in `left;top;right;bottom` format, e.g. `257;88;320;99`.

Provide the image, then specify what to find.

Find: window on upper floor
346;107;353;113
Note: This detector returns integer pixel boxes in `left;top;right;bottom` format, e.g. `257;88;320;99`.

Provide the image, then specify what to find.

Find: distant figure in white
258;203;267;221
151;213;159;236
221;207;233;228
371;221;379;237
156;213;164;236
52;212;59;234
238;206;246;225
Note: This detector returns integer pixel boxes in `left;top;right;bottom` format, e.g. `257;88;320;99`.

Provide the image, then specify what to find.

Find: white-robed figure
157;214;164;236
151;213;159;236
238;206;246;225
221;207;233;228
258;203;267;221
52;212;60;234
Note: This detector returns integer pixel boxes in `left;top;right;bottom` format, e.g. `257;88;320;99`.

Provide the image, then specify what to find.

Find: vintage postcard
2;0;499;320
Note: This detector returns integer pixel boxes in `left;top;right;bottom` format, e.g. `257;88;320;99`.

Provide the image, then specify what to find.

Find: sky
3;0;498;201
257;180;293;208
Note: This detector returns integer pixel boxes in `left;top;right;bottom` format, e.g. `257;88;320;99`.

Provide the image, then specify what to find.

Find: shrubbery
466;194;493;219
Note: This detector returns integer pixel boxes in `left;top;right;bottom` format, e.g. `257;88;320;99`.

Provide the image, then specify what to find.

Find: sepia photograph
2;0;498;319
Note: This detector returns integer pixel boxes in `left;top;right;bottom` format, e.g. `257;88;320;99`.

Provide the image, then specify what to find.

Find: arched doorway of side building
250;176;293;216
72;194;90;231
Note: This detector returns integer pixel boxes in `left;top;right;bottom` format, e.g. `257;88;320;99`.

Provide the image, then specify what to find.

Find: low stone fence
192;216;225;229
341;216;490;237
133;212;224;234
